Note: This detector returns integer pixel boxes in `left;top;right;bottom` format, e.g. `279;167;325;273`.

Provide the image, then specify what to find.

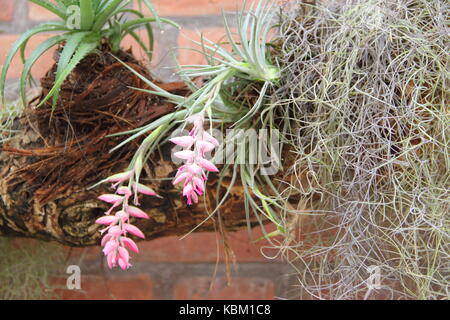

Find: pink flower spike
127;206;150;219
122;237;139;253
96;216;117;225
174;150;195;160
197;158;219;172
169;112;220;206
124;224;145;239
117;186;132;197
170;136;195;148
98;194;123;204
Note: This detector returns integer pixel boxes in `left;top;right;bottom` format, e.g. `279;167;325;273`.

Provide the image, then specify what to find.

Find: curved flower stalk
171;112;219;205
92;126;165;270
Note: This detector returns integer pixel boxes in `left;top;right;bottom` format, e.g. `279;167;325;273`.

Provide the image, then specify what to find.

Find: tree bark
0;107;254;247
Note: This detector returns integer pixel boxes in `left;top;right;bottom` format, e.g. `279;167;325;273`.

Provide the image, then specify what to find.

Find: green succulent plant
0;0;177;108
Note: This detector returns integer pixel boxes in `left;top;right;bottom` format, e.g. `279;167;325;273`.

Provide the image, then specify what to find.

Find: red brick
52;274;154;300
29;0;59;21
64;225;281;264
121;28;160;65
134;0;244;17
0;33;57;80
133;225;281;263
174;276;275;300
0;0;15;21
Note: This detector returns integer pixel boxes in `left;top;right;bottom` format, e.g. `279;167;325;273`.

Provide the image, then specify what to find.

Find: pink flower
171;112;220;205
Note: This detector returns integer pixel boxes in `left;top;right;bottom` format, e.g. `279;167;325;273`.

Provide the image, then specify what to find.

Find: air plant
0;0;177;108
104;0;288;239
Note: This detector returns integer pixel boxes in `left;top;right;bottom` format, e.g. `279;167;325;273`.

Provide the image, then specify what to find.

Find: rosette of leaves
0;0;176;108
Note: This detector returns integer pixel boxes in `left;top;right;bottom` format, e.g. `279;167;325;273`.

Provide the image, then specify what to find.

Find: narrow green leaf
92;0;124;31
138;0;163;29
0;23;68;103
120;17;179;31
52;32;90;105
117;8;154;61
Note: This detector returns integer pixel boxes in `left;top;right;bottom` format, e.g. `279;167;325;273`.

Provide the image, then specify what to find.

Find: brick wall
0;0;291;300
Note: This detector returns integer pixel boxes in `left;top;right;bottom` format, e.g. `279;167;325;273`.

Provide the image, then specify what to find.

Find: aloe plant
102;1;288;239
0;0;177;108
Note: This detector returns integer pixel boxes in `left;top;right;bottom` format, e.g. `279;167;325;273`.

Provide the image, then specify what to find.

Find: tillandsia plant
0;0;176;108
97;0;290;258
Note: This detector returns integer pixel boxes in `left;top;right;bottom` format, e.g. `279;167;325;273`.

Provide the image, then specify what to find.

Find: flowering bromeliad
170;113;219;205
95;112;220;269
96;171;157;270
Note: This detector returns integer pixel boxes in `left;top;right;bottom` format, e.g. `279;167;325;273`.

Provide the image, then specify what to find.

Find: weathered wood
0;110;253;247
